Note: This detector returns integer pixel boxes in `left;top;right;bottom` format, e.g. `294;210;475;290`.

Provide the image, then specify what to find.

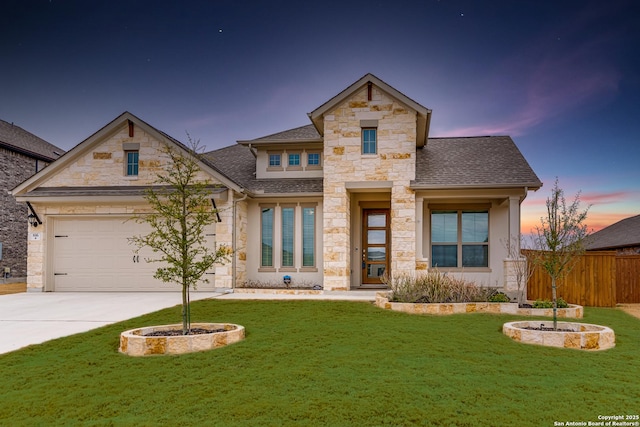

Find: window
288;153;300;167
260;204;317;271
302;207;315;267
261;207;274;267
268;154;281;167
281;207;295;267
362;128;377;154
125;151;139;176
431;210;488;268
307;153;320;166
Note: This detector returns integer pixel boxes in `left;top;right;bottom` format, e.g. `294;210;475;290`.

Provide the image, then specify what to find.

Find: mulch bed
144;328;226;337
522;326;575;332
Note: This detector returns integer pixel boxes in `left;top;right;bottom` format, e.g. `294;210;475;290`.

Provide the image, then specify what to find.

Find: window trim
259;204;276;271
305;151;322;170
267;151;283;171
300;204;317;271
286;151;302;171
430;207;490;270
124;150;139;176
362;127;377;155
281;205;296;269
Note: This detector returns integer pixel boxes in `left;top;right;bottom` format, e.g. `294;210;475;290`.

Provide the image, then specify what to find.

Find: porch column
415;197;428;271
322;185;351;291
508;196;521;254
504;196;525;299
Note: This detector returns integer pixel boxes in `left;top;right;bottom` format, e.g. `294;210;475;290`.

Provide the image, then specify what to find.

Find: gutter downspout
232;189;248;290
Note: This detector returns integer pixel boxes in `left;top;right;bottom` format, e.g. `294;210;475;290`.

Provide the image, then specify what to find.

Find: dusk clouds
1;0;638;233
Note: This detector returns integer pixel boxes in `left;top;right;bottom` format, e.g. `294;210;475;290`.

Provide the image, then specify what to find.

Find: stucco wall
243;197;324;287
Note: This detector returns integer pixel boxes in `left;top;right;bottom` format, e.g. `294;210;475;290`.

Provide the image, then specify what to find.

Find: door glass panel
367;230;386;245
367;247;386;261
368;214;386;227
367;264;386;278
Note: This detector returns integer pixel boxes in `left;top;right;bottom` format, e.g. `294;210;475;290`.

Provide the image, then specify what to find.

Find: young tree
502;234;534;306
531;178;590;329
129;138;232;334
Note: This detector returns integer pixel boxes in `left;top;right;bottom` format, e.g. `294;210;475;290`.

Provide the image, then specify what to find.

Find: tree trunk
182;284;189;335
551;277;557;330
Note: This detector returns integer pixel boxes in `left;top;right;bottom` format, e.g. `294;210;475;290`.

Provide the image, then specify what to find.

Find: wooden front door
362;209;390;284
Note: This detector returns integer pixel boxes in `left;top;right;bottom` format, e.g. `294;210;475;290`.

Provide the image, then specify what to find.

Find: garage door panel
53;217;217;292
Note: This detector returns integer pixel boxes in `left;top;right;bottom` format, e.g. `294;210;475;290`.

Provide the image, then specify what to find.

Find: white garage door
52;217;217;291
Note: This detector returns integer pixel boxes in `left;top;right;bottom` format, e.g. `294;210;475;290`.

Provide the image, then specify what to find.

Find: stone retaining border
503;321;615;350
375;292;583;318
119;323;245;356
234;288;322;295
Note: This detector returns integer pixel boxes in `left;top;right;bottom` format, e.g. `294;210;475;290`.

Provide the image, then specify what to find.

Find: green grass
1;301;639;426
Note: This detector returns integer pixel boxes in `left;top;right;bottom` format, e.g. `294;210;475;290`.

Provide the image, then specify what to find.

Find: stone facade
21;120;235;292
0;147;49;281
322;86;417;290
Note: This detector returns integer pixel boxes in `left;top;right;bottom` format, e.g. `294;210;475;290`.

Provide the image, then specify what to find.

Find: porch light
26;202;42;227
28;214;39;228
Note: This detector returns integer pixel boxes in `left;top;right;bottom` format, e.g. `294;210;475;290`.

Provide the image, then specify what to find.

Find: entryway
361;209;390;286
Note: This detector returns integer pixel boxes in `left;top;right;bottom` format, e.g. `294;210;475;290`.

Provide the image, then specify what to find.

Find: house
585;214;640;254
1;119;63;283
12;74;542;293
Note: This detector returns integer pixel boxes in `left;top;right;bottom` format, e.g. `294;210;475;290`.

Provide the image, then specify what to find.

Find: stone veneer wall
1;147;48;281
24;124;234;291
322;86;417;290
43;125;212;188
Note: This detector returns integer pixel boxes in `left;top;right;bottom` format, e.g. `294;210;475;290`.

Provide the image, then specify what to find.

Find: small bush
532;298;568;308
488;292;511;303
385;270;495;303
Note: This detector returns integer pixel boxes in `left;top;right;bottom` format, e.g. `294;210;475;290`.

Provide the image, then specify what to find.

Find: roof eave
249;191;323;198
237;138;323;146
410;182;543;191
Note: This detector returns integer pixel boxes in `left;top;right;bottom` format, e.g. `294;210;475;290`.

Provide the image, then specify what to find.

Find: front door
362;209;390;285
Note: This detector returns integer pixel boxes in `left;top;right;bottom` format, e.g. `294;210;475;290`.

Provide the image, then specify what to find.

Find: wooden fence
524;250;640;307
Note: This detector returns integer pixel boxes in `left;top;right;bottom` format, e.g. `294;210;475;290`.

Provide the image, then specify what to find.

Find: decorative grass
0;300;638;426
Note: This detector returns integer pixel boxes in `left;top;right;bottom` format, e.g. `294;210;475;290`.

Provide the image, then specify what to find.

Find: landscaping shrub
488;292;512;303
385;270;495;303
533;298;569;308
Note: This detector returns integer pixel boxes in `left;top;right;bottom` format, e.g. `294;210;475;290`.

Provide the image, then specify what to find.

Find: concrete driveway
0;292;221;355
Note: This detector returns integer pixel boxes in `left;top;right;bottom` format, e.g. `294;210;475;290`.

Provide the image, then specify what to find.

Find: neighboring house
12;74;542;293
585;214;640;254
0;119;63;282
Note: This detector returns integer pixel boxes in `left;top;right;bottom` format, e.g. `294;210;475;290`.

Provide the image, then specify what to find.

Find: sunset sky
2;0;638;234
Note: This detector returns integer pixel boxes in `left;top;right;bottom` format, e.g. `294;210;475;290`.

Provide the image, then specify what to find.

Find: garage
52;217;217;291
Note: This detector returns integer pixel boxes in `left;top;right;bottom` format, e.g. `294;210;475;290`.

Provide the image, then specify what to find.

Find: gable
308;73;432;147
12;112;241;198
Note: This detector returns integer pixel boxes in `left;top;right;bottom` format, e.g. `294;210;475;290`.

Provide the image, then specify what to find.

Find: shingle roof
412;136;542;189
206;133;540;195
585;214;640;250
0;119;64;161
247;124;321;142
203;144;322;195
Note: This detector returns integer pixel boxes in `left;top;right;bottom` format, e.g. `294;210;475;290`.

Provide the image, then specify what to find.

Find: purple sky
2;0;639;232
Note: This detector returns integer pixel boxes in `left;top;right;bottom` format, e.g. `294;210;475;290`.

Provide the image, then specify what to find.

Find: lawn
1;300;639;426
